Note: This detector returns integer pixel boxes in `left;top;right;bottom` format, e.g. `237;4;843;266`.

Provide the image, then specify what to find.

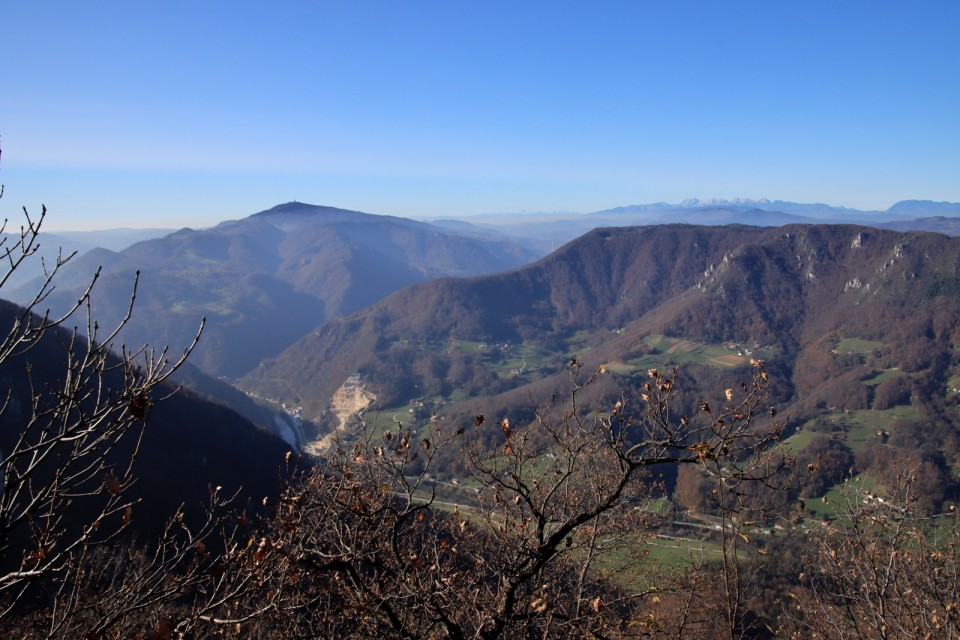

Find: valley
5;3;958;633
224;219;960;563
5;201;960;637
13;207;956;532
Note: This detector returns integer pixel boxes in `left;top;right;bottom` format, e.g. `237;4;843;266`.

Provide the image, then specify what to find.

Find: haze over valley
5;194;960;636
2;2;959;636
13;196;960;501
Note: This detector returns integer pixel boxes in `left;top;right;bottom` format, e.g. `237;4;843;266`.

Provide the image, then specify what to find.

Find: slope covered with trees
244;224;960;414
240;223;960;524
9;202;541;379
0;198;294;633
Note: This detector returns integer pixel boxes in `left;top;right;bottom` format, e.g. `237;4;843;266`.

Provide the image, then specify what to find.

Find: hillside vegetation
11;203;540;379
239;223;960;516
5;210;960;637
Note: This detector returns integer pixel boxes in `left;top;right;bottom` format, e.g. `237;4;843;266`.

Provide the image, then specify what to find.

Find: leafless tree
0;147;204;621
199;358;790;639
782;470;960;639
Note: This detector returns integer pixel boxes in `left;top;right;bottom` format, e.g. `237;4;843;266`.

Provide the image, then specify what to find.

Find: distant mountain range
436;199;960;252
592;198;866;218
9;203;540;380
579;197;958;220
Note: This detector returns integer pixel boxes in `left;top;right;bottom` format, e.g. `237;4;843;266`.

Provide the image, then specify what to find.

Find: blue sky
1;2;958;230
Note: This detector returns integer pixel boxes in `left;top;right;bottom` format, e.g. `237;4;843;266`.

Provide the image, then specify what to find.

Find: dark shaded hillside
0;299;293;541
9;203;540;379
169;361;299;445
132;385;293;530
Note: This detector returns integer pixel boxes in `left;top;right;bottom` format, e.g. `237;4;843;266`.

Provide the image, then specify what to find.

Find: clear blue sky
1;1;958;230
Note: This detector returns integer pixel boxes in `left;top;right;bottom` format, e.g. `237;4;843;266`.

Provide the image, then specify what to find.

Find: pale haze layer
1;2;958;230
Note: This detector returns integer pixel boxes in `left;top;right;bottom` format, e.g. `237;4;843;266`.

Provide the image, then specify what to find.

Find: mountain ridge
239;223;960;435
8;203;541;379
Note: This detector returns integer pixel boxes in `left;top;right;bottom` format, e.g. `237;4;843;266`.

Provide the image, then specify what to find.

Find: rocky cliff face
304;374;376;456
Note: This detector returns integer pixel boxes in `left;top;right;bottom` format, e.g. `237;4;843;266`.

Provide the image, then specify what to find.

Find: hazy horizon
1;2;958;231
27;196;960;235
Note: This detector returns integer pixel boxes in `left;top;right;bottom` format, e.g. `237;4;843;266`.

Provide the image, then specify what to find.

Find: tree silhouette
0;145;202;618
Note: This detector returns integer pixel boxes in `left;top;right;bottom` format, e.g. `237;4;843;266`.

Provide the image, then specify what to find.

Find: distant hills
9;203;540;379
7;198;960;446
47;227;175;252
438;198;960;252
885;199;960;217
0;227;173;292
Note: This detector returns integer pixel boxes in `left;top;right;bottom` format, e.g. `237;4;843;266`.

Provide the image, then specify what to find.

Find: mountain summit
11;203;540;379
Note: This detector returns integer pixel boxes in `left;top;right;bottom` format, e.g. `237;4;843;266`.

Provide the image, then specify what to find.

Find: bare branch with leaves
0;148;204;617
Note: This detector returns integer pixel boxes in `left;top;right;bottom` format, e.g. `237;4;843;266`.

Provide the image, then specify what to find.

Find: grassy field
864;368;905;386
784;405;917;455
608;335;749;376
642;536;727;566
782;421;821;454
564;329;595;353
359;404;448;447
448;339;490;353
447;388;472;403
948;374;960;394
835;338;884;355
363;405;410;431
804;475;881;519
841;406;916;452
444;338;561;381
411;333;758;390
493;343;557;379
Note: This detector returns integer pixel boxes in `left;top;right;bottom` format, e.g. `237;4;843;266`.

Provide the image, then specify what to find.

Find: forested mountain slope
242;224;960;496
9;203;540;378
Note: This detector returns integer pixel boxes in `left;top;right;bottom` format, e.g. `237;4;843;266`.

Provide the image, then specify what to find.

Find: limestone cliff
303;374;375;456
